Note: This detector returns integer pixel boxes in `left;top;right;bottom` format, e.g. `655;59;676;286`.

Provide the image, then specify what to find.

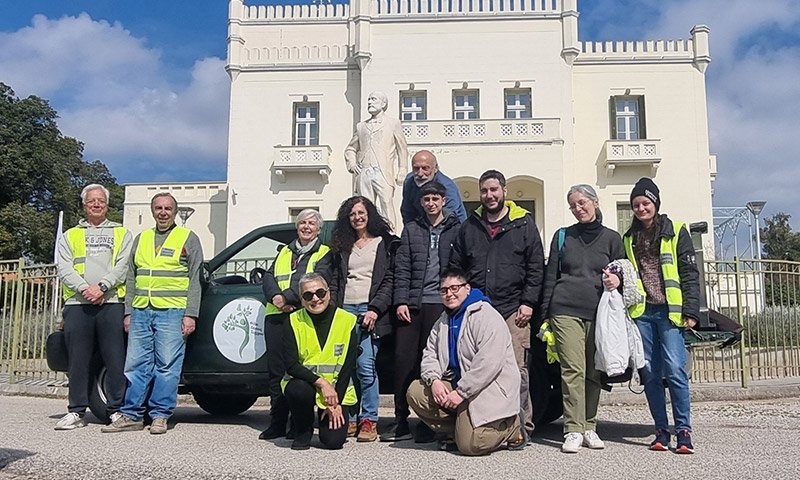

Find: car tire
88;365;111;424
193;391;258;416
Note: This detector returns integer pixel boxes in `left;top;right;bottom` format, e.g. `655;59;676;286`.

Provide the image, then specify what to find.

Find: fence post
734;257;749;388
9;258;25;383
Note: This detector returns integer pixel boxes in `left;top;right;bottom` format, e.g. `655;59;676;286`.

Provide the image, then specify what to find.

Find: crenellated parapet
241;3;350;21
243;44;351;65
576;25;711;72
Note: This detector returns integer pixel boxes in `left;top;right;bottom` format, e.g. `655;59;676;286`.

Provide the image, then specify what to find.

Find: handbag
46;330;69;372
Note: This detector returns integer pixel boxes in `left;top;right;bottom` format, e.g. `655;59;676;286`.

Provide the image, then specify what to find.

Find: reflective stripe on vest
132;226;192;309
280;308;358;409
62;226;127;300
623;222;686;326
265;244;330;316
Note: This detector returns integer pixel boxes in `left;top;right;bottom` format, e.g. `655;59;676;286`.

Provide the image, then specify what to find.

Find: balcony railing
272;145;332;182
401;118;561;146
603;139;661;177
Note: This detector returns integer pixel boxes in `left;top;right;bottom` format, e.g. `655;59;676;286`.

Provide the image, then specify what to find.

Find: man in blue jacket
400;150;467;225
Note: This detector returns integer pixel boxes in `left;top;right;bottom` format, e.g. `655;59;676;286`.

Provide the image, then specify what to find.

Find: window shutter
609;96;617;139
637;95;647;139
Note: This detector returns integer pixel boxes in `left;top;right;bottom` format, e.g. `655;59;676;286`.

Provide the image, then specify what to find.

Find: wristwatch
99;282;109;293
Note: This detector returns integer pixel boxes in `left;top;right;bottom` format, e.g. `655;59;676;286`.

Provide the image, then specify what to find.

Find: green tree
0;82;122;262
760;213;800;261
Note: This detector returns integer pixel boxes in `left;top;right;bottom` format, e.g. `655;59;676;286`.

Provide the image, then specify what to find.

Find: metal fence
1;257;799;386
694;258;800;385
0;259;64;383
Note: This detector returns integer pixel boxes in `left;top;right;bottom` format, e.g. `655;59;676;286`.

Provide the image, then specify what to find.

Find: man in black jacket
450;170;545;435
382;181;462;443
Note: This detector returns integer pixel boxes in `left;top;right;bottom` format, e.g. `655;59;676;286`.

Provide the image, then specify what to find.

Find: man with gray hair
400;150;467;225
55;184;132;430
345;91;409;228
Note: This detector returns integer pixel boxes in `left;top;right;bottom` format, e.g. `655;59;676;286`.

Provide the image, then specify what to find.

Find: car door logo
213;297;266;364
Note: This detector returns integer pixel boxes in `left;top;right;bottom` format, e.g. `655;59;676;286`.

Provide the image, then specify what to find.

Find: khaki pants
406;380;520;456
504;313;533;433
550;314;602;434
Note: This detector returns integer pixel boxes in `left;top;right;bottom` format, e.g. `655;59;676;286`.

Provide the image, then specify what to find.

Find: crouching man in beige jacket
407;267;525;455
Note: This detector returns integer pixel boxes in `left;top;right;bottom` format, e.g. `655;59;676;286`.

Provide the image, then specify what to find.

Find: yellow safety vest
624;222;686;326
265;244;330;315
281;308;358;409
62;226;127;300
132;226;192;309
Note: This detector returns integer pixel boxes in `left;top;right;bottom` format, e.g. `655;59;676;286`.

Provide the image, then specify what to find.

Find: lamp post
177;206;196;226
746;201;767;311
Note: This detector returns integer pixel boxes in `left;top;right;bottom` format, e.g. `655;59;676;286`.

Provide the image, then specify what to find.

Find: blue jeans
120;308;187;420
637;304;692;433
343;303;381;423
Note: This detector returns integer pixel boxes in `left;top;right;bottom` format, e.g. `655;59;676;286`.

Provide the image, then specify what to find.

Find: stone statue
344;91;409;228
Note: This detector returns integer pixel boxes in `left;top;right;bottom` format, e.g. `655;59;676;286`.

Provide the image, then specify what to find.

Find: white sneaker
55;412;86;430
562;432;583;453
583;430;605;449
109;412;123;424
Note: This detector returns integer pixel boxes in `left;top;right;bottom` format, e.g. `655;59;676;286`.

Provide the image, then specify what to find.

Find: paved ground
1;394;799;479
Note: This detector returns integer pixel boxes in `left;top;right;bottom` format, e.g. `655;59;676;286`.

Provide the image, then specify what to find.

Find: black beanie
630;177;661;211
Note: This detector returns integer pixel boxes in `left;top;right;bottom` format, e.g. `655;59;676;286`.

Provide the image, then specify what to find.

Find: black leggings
284;379;348;449
265;313;290;425
393;303;444;421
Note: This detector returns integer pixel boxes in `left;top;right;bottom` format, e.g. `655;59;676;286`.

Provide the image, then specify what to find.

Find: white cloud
0;13;229;181
592;0;800;223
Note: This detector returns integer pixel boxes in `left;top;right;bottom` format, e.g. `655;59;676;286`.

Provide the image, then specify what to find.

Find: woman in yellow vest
259;209;331;441
281;272;358;450
606;178;700;454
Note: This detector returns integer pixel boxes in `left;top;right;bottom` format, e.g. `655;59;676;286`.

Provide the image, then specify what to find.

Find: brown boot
347;421;358;438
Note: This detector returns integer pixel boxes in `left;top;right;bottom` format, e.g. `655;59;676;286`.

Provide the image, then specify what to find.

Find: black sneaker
649;429;670;451
258;423;287;440
415;422;436;443
675;429;695;454
380;421;413;442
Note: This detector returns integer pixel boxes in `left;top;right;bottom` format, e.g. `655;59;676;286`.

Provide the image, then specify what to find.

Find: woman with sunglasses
281;273;359;450
260;209;331;441
540;184;625;453
329;196;399;442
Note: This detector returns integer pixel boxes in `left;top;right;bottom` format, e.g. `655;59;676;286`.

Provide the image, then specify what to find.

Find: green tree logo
221;304;253;357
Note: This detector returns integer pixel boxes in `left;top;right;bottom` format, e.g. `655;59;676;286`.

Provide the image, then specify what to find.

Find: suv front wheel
192;390;258;416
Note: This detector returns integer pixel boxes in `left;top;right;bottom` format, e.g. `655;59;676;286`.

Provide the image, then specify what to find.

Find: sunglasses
301;288;328;301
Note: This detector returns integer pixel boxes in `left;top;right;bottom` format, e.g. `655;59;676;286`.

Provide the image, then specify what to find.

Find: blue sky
1;0;799;246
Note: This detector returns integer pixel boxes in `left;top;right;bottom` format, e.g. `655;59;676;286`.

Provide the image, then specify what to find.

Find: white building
125;0;716;256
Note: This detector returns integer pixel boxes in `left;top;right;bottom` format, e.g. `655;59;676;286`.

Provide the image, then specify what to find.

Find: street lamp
746;201;767;312
177;206;196;226
746;201;766;260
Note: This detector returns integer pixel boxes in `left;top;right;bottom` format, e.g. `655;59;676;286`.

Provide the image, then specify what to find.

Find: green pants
550;315;602;434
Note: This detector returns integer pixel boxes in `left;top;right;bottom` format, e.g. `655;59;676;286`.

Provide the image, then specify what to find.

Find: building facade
125;0;716;255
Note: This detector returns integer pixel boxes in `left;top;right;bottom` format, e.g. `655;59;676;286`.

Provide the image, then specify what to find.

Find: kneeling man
281;273;358;450
407;268;524;455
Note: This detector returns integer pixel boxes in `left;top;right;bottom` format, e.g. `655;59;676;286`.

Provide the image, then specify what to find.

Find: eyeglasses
438;283;467;296
568;199;592;211
301;288;328;301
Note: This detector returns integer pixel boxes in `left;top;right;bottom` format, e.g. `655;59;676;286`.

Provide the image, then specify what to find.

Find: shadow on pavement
531;419;654;448
0;448;36;469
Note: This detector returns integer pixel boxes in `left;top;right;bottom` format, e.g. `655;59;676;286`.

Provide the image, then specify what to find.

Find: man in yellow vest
102;193;204;435
259;209;331;441
281;272;358;450
55;184;132;430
